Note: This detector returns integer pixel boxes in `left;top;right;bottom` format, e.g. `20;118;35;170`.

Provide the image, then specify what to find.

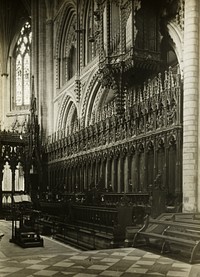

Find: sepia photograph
0;0;200;276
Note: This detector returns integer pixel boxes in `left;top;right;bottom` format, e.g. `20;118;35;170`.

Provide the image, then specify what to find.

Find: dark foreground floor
0;220;200;277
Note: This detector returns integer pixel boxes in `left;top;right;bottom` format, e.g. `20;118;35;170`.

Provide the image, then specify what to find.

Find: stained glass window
16;55;22;106
15;21;31;107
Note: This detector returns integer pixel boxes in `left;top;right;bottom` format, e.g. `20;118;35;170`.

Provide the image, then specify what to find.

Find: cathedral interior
1;0;200;273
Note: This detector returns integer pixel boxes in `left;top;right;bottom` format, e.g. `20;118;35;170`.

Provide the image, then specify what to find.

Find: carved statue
153;170;165;190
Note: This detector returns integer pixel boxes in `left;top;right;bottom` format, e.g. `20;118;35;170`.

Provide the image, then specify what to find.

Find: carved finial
168;66;174;88
164;70;168;90
176;65;181;87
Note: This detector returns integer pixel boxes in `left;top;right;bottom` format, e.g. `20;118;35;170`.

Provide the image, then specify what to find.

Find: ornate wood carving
45;65;182;205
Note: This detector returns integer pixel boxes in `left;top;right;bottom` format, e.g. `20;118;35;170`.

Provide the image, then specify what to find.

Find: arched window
14;21;32;109
68;44;77;80
85;0;98;64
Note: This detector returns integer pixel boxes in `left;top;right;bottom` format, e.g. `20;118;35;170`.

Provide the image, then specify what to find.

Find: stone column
31;0;46;130
0;74;8;129
45;19;54;135
10;162;17;241
0;162;3;214
183;0;199;212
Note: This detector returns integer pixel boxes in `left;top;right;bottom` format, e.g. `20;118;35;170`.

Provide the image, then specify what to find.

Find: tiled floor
0;220;200;276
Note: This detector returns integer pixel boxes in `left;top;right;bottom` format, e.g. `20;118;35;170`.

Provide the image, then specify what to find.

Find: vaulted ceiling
0;0;30;74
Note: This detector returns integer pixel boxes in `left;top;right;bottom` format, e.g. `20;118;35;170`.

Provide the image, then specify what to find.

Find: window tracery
61;17;77;85
14;21;32;109
85;0;98;64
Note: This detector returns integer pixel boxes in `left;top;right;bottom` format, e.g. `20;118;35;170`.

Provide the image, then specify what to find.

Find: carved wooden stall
0;92;43;216
0;131;29;217
45;67;182;211
0;88;45;248
40;0;183;249
35;192;150;249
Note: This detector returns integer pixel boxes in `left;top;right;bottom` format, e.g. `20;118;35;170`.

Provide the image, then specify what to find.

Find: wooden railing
70;205;118;234
101;193;149;207
35;193;150;250
38;192;149;207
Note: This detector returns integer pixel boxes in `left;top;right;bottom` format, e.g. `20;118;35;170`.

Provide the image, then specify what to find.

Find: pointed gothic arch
166;22;183;73
10;20;32;110
54;2;76;88
57;93;79;136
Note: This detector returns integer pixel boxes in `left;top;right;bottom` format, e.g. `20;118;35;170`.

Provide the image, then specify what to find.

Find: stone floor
0;220;200;276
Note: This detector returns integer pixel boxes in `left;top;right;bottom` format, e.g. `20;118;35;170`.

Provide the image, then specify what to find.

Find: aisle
0;220;199;276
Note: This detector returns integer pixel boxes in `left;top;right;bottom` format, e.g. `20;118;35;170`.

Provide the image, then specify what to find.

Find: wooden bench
164;228;200;241
170;213;200;225
172;212;200;220
149;219;200;232
37;194;149;250
133;215;200;263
